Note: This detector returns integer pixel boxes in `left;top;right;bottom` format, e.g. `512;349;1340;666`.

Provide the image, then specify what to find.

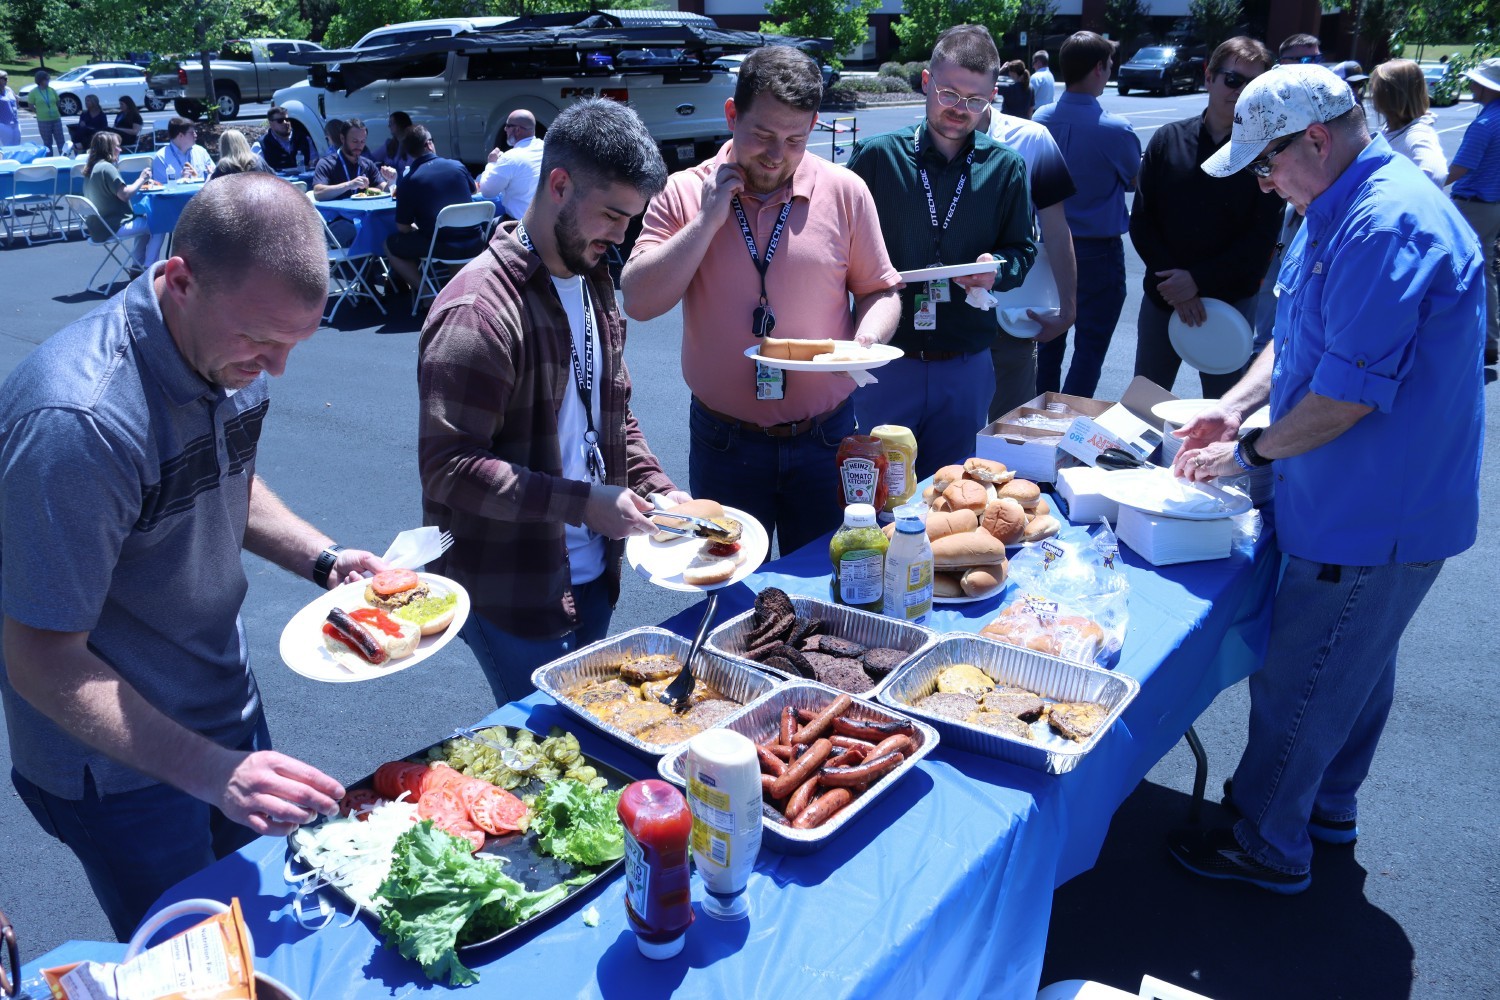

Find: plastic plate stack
1155;401;1274;507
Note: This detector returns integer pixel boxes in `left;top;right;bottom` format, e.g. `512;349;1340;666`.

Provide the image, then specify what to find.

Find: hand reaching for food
584;484;656;539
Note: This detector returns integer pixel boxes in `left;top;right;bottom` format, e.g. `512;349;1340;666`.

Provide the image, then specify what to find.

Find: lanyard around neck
914;125;975;265
516;222;598;436
732;195;791;309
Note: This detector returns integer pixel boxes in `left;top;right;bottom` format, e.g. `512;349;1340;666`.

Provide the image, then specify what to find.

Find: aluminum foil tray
876;634;1139;774
532;626;782;757
656;679;939;854
707;594;938;699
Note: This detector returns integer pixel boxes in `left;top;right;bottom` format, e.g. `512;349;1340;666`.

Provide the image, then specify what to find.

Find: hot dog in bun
931;530;1008;569
758;337;838;361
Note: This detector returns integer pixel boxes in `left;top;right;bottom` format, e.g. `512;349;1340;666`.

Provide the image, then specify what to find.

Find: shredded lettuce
530;779;625;867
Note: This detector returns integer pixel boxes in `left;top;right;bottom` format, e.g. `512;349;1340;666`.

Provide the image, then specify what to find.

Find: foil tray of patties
877;634;1139;774
533;626;783;757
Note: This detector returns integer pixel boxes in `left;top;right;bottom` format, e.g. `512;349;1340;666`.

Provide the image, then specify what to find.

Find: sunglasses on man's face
1246;131;1305;178
1216;70;1252;89
1282;54;1321;64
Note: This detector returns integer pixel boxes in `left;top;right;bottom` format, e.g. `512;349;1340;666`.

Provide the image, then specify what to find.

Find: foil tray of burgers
533;626;782;757
707;589;938;700
657;680;939;854
877;634;1139;774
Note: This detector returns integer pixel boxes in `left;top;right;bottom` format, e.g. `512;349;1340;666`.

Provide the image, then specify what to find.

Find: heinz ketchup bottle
617;779;694;959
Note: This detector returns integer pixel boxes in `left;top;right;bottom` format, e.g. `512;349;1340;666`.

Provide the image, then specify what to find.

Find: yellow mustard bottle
870;425;918;516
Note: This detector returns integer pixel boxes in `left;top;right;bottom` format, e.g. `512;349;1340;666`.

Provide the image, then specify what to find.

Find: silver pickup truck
150;38;324;119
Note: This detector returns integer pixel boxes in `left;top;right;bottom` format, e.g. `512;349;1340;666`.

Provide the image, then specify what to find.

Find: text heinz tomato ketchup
617;779;694;958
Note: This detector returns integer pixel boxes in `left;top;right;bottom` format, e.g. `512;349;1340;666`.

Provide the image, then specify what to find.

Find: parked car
18;63;154;116
714;52;838;89
148;38;324;119
1116;46;1205;97
1422;62;1459;107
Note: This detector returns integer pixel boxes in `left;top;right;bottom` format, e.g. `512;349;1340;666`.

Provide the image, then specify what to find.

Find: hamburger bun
933;572;966;598
941;480;989;515
926;508;979;541
651;498;726;543
997;479;1041;507
1023;514;1061;542
929;495;951;513
980;499;1028;545
1034;496;1051;516
932;465;968;492
963;457;1015;484
921;485;941;504
981;618;1061;655
758;337;837;361
960;566;1007;599
931;530;1008;569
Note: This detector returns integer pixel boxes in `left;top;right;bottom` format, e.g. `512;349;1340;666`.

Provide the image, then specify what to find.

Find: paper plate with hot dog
279;569;471;683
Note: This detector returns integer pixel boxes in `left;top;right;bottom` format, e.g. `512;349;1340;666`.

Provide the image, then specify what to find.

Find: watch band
1239;427;1271;468
313;544;343;587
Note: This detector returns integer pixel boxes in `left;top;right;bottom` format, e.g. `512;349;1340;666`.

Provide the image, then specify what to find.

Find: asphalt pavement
0;91;1496;1000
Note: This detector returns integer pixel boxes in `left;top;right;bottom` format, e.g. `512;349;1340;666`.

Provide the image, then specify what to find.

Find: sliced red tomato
706;540;741;557
338;787;383;818
370;569;420;597
373;761;423;801
420;787;486;852
419;762;467;797
470;786;529;835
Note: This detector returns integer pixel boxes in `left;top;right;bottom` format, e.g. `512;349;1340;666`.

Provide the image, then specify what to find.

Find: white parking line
1437;123;1473;134
1118;108;1181;116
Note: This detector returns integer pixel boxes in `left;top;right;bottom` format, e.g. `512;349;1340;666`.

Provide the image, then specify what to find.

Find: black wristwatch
312;544;343;587
1238;427;1272;468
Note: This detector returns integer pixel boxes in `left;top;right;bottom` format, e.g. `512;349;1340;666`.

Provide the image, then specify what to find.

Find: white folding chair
308;191;385;324
1038;975;1216;1000
63;194;136;295
117;153;154;186
411;200;496;315
2;164;62;244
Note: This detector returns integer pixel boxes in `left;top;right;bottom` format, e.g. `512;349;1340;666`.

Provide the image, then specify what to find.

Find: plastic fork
436;530;453;556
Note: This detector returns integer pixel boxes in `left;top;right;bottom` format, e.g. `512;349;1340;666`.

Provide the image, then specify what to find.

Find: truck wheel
58;94;82;117
1117;84;1130;97
145;94;166;112
214;84;240;120
174;99;203;118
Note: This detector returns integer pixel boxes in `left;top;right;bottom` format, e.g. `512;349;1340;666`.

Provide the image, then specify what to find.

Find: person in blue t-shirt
384;125;486;293
1167;66;1485;896
1446;58;1500;366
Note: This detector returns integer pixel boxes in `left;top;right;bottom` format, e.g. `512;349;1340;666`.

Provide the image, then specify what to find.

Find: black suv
1116;46;1206;96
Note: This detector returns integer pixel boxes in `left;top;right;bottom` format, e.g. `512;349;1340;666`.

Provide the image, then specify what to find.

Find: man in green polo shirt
848;24;1035;478
28;70;65;156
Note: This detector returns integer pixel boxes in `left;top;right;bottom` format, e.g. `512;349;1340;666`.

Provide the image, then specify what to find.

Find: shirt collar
1056;90;1097;107
712;139;818;204
913;121;979;166
125;266;224;407
1305;134;1394;235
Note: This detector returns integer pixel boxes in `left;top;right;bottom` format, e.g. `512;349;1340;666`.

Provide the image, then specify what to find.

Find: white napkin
844;368;879;387
965;286;998;311
381;526;445;570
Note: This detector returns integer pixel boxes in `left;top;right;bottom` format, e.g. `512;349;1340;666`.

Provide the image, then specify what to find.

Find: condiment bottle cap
893;504;925;532
636;933;686;959
843;503;877;528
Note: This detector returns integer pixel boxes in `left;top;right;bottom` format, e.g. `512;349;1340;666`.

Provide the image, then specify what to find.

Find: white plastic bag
998;520;1129;667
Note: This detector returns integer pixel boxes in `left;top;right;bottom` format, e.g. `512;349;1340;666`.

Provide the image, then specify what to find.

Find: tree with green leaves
893;0;1022;61
1013;0;1059;50
1187;0;1243;50
762;0;879;70
1104;0;1150;45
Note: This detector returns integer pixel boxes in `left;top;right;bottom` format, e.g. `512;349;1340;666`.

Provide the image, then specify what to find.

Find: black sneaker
1223;779;1358;846
1168;826;1311;894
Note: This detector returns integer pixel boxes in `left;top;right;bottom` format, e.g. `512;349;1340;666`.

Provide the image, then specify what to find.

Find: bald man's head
173;173;328;303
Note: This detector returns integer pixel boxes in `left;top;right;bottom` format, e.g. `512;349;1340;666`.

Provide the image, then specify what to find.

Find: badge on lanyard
734;196;792;402
928;277;951;303
913;293;938;331
756;362;786;400
914;126;972;315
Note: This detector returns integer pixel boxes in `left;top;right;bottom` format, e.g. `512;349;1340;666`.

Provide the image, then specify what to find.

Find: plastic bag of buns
987;521;1128;667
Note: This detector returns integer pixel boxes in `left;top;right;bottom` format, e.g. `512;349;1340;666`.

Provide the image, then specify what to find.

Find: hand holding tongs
646;494;740;542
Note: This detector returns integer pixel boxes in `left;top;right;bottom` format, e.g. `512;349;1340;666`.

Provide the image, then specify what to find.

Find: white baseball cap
1202;65;1355;178
1465;58;1500;93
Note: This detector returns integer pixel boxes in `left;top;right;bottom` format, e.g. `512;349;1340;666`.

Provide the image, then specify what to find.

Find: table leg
1184;725;1208;824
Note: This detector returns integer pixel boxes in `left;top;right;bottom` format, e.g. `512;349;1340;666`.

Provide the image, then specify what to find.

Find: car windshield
1134;48;1173;61
56;67;91;81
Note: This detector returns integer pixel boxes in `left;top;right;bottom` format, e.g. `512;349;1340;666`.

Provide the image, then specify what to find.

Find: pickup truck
149;38;324;119
275;16;825;173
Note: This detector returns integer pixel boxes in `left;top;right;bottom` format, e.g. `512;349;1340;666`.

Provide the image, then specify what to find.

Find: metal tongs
658;591;717;709
647;494;742;543
1095;447;1160;472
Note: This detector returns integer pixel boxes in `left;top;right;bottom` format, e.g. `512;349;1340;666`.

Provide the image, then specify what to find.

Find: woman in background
113;95;144;147
997;60;1034;119
1369;59;1448;187
208;129;270;180
82;131;159;269
71;93;110;153
0;71;20;146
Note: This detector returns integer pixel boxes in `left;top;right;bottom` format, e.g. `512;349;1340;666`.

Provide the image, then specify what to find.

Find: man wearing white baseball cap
1446;57;1500;365
1167;64;1486;894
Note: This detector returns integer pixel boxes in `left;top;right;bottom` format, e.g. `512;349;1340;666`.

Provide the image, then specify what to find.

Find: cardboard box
975;379;1176;482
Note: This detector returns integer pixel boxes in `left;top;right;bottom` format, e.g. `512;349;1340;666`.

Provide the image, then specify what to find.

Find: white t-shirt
478;137;545;220
550;273;606;584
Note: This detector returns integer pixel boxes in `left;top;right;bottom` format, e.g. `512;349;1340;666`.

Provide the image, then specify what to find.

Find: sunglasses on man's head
1216;70;1252;89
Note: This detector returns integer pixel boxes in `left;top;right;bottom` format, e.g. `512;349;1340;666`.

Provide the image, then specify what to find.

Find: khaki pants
1454;196;1500;359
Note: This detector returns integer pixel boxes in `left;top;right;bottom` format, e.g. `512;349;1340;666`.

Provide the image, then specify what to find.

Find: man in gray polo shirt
0;174;387;939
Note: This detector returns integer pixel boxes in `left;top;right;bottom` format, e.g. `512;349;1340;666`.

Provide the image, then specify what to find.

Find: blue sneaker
1168;826;1311;895
1222;778;1358;846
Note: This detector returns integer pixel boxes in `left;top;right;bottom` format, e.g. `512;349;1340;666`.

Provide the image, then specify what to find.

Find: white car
19;63;155;116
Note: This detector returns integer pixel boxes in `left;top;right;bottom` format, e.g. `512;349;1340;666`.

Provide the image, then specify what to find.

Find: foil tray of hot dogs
532;626;783;757
877;634;1140;774
657;680;940;854
706;594;938;699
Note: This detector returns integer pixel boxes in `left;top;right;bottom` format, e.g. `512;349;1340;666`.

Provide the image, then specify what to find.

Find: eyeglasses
1216;70;1252;89
1281;54;1321;65
1246;131;1304;178
933;88;991;114
268;116;288;124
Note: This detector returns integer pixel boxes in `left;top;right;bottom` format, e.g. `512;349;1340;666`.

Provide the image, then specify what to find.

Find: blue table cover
73;515;1272;999
132;180;204;233
0;142;45;163
315;195;397;259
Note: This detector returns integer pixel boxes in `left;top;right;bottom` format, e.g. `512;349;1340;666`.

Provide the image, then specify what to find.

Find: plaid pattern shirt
418;222;677;638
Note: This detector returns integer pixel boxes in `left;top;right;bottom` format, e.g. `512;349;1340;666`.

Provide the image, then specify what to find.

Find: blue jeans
688;397;853;559
1038;236;1125;398
461;575;613;706
11;714;270;940
1229;556;1444;874
854;351;994;481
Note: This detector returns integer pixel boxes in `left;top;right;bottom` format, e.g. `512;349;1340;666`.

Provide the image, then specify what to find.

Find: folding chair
309;191;385;324
411;200;496;315
118;154;154;186
63;194;136;295
2;164;62;245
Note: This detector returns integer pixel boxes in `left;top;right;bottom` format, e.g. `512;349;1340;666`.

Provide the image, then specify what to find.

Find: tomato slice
394;763;429;802
706;541;741;557
373;761;423;801
419;763;466;797
420;787;487;852
370;569;420;597
472;786;529;835
338;787;383;818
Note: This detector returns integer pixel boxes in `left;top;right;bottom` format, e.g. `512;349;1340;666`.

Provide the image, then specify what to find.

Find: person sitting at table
152;117;213;181
68;94;111;153
371;110;414;176
0;71;19;147
112;95;144;148
260;108;317;172
81;131;160;269
322;118;346;157
312;116;392;201
478;108;545;220
209;129;270;181
383;124;484;296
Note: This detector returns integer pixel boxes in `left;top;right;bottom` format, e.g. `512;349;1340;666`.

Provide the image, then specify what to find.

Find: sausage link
760;774;778;796
756;745;786;777
825;746;868;769
869;734;916;760
830;735;878;751
784;775;820;821
769;738;832;799
818;751;904;789
763;743;794;761
779;706;796;747
791;787;855;829
831;715;915;743
791;695;853;745
324;608;387;664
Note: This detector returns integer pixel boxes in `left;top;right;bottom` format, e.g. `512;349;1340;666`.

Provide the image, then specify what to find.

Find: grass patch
1;54;93;78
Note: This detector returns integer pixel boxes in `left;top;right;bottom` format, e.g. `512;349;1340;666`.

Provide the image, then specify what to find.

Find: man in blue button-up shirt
1446;58;1500;365
1165;66;1485;895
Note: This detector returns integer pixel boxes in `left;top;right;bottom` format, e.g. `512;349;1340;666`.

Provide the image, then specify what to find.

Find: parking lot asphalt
0;91;1496;999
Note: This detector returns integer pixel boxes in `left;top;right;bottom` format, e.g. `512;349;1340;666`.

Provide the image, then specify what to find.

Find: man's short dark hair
324;118;346;140
1209;36;1273;76
174;174;327;303
167;117;196;140
344;117;367;134
389;110;412;128
1279;33;1320;57
931;24;1001;81
733;45;823;115
538;97;667;199
401;124;432;158
1032;50;1049;66
1059;31;1113;85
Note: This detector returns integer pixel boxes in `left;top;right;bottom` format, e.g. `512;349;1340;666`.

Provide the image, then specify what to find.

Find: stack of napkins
1116;506;1233;565
1054;465;1120;523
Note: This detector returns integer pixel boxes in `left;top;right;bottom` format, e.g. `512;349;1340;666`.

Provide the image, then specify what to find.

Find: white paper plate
278;573;471;684
933;591;1003;605
743;343;903;372
1168;298;1254;375
999;306;1060;339
1151;398;1216;427
896;261;1002;284
626;506;769;592
1097;468;1252;521
350;191;391;200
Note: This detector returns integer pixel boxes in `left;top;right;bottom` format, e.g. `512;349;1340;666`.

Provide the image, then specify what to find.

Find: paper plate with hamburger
279;569;471;683
745;338;903;372
628;498;769;592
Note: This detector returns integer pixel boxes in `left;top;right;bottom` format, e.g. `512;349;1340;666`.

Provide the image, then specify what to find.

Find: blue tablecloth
0;142;45;163
315;195;397;258
132;180;204;233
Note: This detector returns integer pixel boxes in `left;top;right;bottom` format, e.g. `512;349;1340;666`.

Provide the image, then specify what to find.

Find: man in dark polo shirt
312;116;392;201
848;24;1035;477
385;125;485;293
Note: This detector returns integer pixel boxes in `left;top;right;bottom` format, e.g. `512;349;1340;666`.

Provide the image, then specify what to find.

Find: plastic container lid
842;503;877;528
893;503;926;533
635;933;686;959
703;888;750;920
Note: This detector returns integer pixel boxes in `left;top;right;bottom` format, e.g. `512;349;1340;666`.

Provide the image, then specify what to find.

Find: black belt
693;398;846;439
913;349;970;362
1452;195;1497;203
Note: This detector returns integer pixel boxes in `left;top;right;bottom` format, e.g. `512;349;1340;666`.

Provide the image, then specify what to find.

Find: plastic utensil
658;591;717;707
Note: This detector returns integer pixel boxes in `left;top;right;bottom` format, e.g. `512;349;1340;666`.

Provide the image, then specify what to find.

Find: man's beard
553;198;601;276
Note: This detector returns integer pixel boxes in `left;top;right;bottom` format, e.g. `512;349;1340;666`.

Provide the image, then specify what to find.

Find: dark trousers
1038;235;1125;398
1133;295;1255;398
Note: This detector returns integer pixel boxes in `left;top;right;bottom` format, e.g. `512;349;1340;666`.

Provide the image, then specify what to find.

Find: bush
878;61;906;78
900;60;928;90
844;75;913;94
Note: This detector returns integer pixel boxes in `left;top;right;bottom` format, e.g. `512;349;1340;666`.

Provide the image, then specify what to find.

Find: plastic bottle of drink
165;165;177;184
881;503;933;625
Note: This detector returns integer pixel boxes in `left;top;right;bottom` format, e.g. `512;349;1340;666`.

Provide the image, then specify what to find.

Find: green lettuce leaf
530;778;625;867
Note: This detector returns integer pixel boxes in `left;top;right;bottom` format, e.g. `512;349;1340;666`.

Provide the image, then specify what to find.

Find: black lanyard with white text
517;222;605;484
732;196;791;337
913;125;975;266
